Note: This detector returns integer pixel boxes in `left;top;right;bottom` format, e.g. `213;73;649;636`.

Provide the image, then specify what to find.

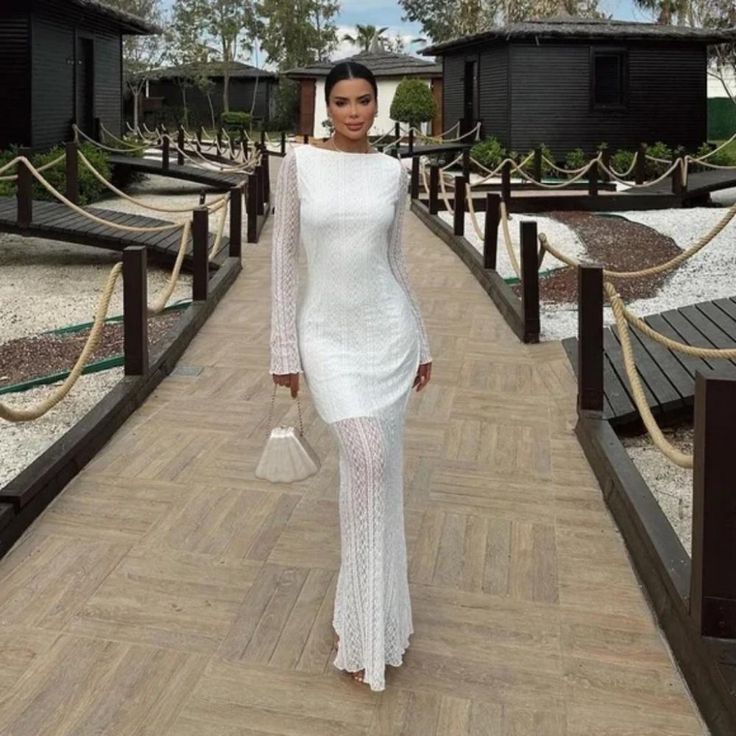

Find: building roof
67;0;161;34
147;61;279;82
422;16;736;54
286;50;442;79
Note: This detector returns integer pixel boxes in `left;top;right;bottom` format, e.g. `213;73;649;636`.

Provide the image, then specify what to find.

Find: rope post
303;133;309;144
690;371;736;639
462;147;471;182
394;121;401;146
635;144;646;185
533;147;543;183
217;127;224;149
197;127;203;146
260;129;266;146
177;127;185;166
247;173;258;243
261;143;270;204
588;157;599;196
122;246;149;376
672;159;685;196
483;193;500;270
229;184;243;259
520;220;540;343
65;141;79;205
577;263;604;414
429;164;439;215
162;134;170;171
600;149;611;183
256;156;265;216
408;127;415;155
93;117;102;142
502;161;512;208
192;207;209;302
410;156;420;200
16;153;32;228
453;175;466;236
280;131;286;156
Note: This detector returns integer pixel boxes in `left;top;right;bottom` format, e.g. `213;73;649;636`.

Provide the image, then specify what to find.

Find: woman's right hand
272;372;299;398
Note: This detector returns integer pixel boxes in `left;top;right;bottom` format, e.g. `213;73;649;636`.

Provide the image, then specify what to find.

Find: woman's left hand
413;361;432;392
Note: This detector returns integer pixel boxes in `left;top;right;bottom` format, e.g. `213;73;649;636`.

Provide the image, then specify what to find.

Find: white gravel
0;173;227;489
622;427;694;554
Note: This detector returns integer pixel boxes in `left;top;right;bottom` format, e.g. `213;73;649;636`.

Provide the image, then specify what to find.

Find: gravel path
0;173;228;490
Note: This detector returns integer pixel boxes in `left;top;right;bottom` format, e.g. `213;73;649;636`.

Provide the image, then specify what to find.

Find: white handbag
255;383;320;483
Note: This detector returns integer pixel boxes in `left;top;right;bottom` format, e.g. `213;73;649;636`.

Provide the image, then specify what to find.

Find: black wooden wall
442;40;708;158
0;2;31;149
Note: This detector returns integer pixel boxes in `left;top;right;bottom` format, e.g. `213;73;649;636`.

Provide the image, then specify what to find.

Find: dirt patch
512;211;683;304
0;310;183;389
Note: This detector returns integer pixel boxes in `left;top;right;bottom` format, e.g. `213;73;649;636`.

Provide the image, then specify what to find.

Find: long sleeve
270;148;302;375
387;165;432;364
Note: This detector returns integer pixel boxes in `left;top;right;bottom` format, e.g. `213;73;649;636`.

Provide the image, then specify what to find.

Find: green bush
0;143;111;205
610;149;634;176
470;136;507;170
390;78;435;128
220;111;252;131
520;143;554;177
644;141;673;177
565;148;587;171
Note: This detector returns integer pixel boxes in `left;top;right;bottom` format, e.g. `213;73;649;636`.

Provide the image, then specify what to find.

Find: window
591;49;627;109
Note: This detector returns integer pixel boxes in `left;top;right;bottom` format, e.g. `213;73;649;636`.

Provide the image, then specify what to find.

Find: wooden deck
641;167;736;203
0;197;229;269
562;296;736;428
109;154;246;190
0;195;707;733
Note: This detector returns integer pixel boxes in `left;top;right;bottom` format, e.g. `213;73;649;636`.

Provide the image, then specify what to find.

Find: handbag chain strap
266;382;305;438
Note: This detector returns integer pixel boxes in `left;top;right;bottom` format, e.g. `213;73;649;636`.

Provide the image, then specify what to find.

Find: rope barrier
500;201;521;278
74;124;152;154
0;263;123;422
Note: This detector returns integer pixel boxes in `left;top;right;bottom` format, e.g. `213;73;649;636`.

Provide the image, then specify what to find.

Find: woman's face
327;78;377;140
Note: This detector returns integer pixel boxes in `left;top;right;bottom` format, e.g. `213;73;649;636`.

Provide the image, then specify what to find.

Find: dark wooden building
422;17;736;156
0;0;157;151
135;62;279;128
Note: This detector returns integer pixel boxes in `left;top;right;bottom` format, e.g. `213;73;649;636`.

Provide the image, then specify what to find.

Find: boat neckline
303;143;383;156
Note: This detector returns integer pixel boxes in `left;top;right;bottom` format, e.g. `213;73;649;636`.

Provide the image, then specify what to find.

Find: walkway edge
0;256;242;557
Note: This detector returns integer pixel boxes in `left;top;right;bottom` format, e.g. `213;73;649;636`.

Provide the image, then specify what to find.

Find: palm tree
342;24;389;52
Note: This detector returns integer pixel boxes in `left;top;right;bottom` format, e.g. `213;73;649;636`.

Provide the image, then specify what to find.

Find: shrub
220;111;252;131
520;143;554;177
390;78;435;128
610;148;635;176
565;148;587;172
470;136;507;170
645;141;673;177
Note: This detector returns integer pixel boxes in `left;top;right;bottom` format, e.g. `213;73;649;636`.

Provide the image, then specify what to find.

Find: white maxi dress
269;144;432;691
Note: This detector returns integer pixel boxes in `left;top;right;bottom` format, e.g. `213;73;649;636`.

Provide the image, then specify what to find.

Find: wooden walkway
642;168;736;203
108;154;246;190
0;189;707;733
0;197;229;269
562;296;736;428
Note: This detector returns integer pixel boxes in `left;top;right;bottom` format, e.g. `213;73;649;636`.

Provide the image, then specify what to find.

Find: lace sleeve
269;148;302;374
387;164;432;364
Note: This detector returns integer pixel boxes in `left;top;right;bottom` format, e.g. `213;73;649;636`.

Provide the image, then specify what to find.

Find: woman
269;60;432;691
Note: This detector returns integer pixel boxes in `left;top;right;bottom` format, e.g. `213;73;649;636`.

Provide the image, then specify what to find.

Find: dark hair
324;61;378;105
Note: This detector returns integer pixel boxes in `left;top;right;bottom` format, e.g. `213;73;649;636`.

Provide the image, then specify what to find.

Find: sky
162;0;656;65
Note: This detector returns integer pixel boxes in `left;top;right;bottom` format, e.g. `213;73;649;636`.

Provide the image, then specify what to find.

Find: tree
105;0;167;129
696;0;736;101
342;25;389;52
390;78;436;128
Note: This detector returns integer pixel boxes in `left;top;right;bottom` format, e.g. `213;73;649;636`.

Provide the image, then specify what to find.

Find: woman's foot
333;629;366;684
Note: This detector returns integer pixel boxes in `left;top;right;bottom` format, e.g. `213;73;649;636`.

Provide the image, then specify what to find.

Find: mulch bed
511;211;683;304
0;311;183;389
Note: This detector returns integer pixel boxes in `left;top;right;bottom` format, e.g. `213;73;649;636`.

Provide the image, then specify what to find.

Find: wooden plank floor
562;297;736;428
0;193;708;734
109;154;246;190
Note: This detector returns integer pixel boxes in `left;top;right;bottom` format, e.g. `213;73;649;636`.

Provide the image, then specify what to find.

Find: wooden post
162;134;170;170
410;156;420;200
16;153;32;228
394;121;401;143
600;149;611;183
533;146;543;182
577;264;604;413
280;131;286;156
588;157;599;196
635;144;646;185
197;127;203;146
93;117;102;142
429;164;439;215
65;141;79;204
217;127;223;149
192;207;209;301
672;159;685;196
690;371;736;639
122;246;149;376
303;133;309;144
462;147;471;182
261;144;270;204
483;193;500;270
453;175;465;236
408;127;415;155
502;160;512;207
247;173;258;243
229;184;242;259
177;126;185;165
520;220;540;343
256;157;265;216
